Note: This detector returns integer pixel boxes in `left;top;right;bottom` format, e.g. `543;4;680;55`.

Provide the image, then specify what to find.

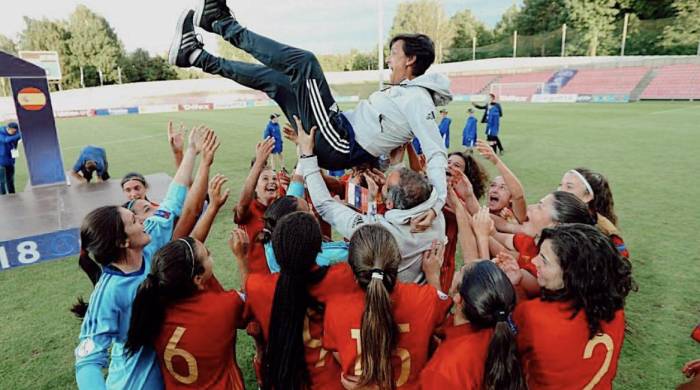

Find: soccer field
1;101;698;389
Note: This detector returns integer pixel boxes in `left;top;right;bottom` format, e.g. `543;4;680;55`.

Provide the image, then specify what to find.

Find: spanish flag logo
17;87;47;111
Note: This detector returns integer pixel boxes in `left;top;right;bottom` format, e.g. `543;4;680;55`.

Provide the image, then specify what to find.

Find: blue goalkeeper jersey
74;181;187;389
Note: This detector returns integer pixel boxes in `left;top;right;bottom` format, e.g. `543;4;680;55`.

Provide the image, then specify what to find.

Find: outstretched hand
472;206;495;237
208;173;230;209
410;209;437;233
255;137;276;166
294;115;316;156
167;121;185;153
282;122;298;145
476;139;499;165
228;228;250;260
201;130;220;166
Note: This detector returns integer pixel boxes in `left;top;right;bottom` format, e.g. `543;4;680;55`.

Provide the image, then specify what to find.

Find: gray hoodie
342;73;453;214
300;156;446;284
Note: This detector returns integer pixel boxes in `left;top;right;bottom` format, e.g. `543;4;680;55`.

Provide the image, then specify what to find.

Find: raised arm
295;117;369;238
234;138;275;222
173;129;219;239
191;174;230;242
448;186;479;263
167;121;185;169
172;125;203;187
476;140;526;223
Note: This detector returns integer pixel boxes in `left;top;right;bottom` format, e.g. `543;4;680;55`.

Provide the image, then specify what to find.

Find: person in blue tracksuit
438;109;451;148
462;108;478;148
72;140;198;389
263;113;284;171
71;145;110;183
486;102;503;154
0;122;21;195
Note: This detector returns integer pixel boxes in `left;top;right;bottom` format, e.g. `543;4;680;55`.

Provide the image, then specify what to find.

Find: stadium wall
1;55;698;120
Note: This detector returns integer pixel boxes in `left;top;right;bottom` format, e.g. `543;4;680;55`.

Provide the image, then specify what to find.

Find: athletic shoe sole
168;9;190;66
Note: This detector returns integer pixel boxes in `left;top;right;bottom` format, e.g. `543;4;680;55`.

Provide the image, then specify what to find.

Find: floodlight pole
377;0;384;90
513;30;518;58
620;13;629;56
697;37;700;56
561;24;567;57
472;36;476;60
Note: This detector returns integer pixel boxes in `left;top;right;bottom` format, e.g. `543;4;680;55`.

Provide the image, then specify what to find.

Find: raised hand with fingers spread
208;174;230;210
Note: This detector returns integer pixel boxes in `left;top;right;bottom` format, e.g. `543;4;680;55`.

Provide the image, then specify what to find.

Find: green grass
1;101;699;389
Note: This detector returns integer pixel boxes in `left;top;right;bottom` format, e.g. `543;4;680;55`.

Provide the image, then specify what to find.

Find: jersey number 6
164;327;199;384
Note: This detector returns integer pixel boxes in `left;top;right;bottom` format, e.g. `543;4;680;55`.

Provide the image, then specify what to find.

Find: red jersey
234;199;270;275
513;299;625;390
513;233;539;277
419;322;493;389
245;263;357;390
154;277;245;390
323;283;452;390
441;208;458;292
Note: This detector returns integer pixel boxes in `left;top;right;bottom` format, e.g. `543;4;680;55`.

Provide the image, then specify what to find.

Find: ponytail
125;238;203;356
359;271;398;390
348;225;402;390
263;212;323;390
125;274;166;356
460;261;525;390
484;318;526;390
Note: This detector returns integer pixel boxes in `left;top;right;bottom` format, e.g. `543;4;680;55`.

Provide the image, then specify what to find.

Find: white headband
178;238;196;277
568;170;594;199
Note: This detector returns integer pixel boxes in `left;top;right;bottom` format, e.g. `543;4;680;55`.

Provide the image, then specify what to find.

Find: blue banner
0;228;79;271
10;77;66;186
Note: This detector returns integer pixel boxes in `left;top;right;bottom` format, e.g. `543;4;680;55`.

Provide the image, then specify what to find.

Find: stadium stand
640;64;700;100
450;74;498;94
559;67;648;95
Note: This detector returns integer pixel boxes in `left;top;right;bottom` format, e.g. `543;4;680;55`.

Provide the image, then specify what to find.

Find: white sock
189;49;203;65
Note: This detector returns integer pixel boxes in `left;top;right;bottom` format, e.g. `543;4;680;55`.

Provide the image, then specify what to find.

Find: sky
1;0;519;56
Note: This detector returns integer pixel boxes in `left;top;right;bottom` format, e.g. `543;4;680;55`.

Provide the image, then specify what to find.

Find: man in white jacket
294;116;446;283
169;0;451;226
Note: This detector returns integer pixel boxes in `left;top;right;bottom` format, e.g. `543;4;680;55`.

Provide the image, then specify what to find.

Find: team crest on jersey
425;111;436;120
76;338;95;358
154;209;171;219
351;215;365;228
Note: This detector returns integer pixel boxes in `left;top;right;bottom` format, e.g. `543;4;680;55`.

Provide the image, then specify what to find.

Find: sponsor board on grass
500;95;529;102
592;94;630;103
576;94;593;103
139;104;180;114
531;94;578;103
94;107;139;116
214;101;248;110
55;109;89;118
178;103;214;111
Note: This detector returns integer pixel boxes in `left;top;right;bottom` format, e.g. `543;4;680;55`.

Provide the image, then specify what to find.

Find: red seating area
490;71;554;97
450;75;497;94
559;67;648;95
640;64;700;99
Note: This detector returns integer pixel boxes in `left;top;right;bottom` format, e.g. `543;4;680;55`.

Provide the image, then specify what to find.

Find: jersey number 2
583;333;614;390
164;327;199;384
